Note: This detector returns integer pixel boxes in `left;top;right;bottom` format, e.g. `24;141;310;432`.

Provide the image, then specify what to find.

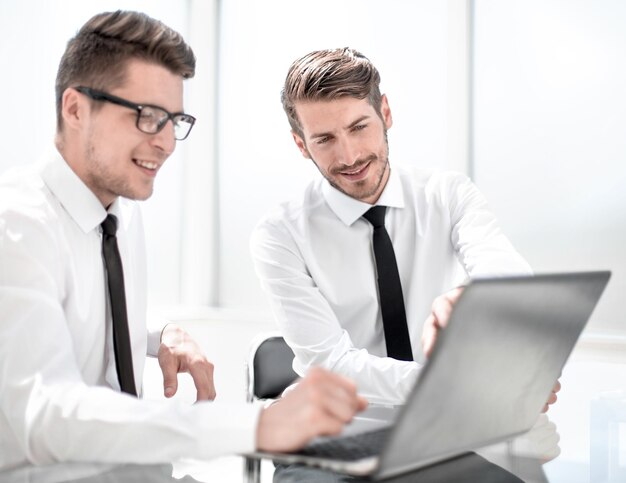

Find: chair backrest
246;334;299;402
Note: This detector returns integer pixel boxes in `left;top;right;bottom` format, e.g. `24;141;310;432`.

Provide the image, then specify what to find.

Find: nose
150;120;177;155
336;136;359;166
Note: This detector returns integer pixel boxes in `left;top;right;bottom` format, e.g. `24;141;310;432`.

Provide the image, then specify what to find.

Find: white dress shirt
0;150;259;469
251;166;532;405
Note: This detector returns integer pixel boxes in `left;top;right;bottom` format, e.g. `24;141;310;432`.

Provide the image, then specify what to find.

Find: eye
352;124;367;132
177;114;195;124
316;136;331;145
139;108;159;122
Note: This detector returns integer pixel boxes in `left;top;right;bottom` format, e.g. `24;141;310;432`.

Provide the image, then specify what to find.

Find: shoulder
0;166;59;236
397;165;470;189
250;179;330;260
0;168;64;278
396;166;478;203
253;178;325;235
1;165;47;207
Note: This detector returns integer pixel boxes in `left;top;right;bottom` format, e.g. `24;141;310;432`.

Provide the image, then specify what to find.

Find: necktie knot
363;206;387;228
101;214;118;237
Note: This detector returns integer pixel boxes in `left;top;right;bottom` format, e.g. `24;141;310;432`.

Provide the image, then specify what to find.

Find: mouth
133;158;160;177
338;161;370;181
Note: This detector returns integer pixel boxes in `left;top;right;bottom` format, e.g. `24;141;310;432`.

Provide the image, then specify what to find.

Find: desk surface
1;344;625;483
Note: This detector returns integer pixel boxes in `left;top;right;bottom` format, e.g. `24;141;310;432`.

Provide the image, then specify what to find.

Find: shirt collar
40;149;108;234
321;166;405;226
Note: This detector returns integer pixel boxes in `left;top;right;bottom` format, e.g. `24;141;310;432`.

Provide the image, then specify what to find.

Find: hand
515;413;561;463
421;287;464;358
541;380;561;413
158;324;216;401
256;367;368;452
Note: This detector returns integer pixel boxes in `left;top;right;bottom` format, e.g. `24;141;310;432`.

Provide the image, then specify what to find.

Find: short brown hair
281;47;382;138
55;10;195;130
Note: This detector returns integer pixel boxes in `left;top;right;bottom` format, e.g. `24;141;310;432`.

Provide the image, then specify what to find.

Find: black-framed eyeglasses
74;86;196;141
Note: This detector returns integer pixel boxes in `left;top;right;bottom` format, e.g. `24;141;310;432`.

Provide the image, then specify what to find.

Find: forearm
313;343;421;405
264;285;420;405
0;291;259;466
23;385;260;465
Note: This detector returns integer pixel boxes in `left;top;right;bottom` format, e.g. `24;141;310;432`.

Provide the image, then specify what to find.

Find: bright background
1;0;624;344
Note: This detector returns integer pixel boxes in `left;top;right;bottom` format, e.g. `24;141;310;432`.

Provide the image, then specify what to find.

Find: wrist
160;323;185;346
159;323;171;344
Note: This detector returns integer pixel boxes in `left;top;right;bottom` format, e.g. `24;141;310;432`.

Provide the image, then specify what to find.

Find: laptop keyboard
295;427;391;461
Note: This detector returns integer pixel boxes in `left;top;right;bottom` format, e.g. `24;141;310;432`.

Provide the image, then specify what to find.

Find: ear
380;94;393;130
291;131;311;159
61;87;87;131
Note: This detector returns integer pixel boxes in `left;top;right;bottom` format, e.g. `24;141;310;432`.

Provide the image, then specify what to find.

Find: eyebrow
309;115;372;140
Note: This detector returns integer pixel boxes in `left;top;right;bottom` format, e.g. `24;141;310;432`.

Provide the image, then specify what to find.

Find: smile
133;159;158;170
339;162;370;181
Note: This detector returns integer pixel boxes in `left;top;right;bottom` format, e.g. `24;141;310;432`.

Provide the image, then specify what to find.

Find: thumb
421;314;437;357
159;355;179;398
163;371;178;398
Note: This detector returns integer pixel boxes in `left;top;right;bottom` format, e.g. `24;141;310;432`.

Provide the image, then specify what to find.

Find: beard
310;132;391;203
83;140;153;205
324;154;389;202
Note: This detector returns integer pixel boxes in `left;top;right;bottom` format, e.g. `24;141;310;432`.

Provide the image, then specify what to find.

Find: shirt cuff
193;401;264;456
146;324;166;357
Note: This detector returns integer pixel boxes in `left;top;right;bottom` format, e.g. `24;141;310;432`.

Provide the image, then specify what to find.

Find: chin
340;185;375;202
122;187;154;201
136;190;154;201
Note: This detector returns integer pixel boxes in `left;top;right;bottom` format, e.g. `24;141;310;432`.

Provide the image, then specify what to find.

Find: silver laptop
246;271;611;480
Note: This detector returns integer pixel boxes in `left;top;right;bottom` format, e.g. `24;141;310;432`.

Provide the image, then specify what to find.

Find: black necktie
101;214;137;396
363;206;413;361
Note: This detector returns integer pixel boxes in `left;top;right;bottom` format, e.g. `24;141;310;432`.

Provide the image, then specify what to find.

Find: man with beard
251;47;558;408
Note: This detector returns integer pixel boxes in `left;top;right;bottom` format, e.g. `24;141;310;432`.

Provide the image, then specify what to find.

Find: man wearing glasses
0;11;365;469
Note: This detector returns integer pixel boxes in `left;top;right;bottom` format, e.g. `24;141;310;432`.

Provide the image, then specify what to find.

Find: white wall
1;0;623;335
472;0;626;333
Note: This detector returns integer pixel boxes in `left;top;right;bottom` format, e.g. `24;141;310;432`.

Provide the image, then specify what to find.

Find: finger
421;313;436;343
448;286;464;303
190;371;212;402
331;385;367;417
315;414;348;438
553;380;561;393
431;297;454;330
320;385;360;422
422;314;438;357
542;390;558;413
305;369;362;422
159;355;179;398
546;391;558;406
303;396;350;438
431;287;464;329
189;359;216;401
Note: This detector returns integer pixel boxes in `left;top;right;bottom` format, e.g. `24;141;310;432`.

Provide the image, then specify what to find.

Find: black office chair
244;333;299;483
